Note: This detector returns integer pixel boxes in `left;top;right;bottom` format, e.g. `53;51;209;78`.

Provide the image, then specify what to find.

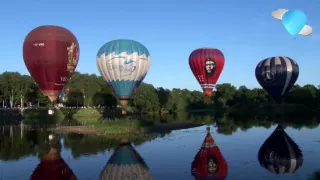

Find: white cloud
299;25;312;36
271;8;313;36
272;9;288;20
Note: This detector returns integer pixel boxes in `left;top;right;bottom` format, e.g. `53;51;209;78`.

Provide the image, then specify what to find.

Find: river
0;117;319;180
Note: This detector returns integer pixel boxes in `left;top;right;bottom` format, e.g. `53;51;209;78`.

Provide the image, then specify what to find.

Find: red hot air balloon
23;25;80;102
30;147;77;180
189;48;225;97
191;127;228;180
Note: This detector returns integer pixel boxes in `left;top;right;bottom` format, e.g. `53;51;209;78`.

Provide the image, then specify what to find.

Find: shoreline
55;126;105;135
54;122;205;135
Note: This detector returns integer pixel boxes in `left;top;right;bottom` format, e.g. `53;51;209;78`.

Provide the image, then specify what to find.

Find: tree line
0;71;319;115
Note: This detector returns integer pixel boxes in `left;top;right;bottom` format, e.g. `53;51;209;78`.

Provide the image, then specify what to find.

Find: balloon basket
48;134;54;141
120;100;128;106
48;109;54;115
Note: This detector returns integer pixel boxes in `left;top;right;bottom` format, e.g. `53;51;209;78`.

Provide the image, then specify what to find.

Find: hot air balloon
191;127;228;180
23;25;80;104
258;125;303;174
99;138;153;180
255;56;299;103
66;87;70;95
57;90;66;103
58;87;70;103
30;134;77;180
96;39;151;106
189;48;225;97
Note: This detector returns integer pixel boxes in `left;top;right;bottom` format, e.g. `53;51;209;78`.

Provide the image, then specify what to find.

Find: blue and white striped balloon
96;39;151;105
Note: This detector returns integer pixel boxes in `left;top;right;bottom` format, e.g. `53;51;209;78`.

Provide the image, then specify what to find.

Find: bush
255;103;310;117
73;108;101;123
23;108;65;125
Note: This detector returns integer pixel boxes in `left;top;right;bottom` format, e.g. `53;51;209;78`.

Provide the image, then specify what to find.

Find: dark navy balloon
258;125;303;174
255;56;299;103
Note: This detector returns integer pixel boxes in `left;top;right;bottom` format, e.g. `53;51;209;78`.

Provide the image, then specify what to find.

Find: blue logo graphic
107;58;137;77
124;59;134;64
282;10;307;38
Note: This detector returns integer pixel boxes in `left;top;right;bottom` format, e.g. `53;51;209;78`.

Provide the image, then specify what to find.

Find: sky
0;0;319;91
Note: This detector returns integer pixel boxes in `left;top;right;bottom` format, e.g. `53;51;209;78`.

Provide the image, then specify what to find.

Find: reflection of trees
62;133;161;158
309;170;320;180
0;126;36;161
215;116;238;135
24;130;58;159
141;112;213;125
203;112;320;135
0;127;59;161
137;111;320;135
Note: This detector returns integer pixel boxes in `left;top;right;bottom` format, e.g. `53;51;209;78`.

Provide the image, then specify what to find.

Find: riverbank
1;103;318;125
1;104;319;135
55;122;204;135
0;108;209;134
55;126;104;134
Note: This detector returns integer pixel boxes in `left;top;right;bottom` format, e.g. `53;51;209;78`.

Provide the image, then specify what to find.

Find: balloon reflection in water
99;138;153;180
258;125;303;174
30;134;77;180
191;127;228;180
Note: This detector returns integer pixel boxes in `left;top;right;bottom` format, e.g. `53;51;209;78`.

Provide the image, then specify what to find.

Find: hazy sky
0;0;319;91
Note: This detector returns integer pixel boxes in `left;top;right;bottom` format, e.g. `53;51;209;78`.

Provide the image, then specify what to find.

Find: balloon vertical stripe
281;57;293;95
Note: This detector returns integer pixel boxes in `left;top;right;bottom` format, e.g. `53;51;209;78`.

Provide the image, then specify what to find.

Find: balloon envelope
255;56;299;103
57;90;66;103
23;25;80;102
96;39;151;106
191;127;228;179
99;139;153;180
30;148;77;180
189;48;225;97
258;125;303;174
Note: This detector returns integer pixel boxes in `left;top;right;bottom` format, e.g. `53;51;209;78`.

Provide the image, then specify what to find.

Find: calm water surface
0;122;319;180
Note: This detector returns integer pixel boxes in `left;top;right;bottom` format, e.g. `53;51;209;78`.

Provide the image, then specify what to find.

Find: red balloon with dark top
191;127;228;180
23;25;80;102
189;48;225;97
30;148;76;180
